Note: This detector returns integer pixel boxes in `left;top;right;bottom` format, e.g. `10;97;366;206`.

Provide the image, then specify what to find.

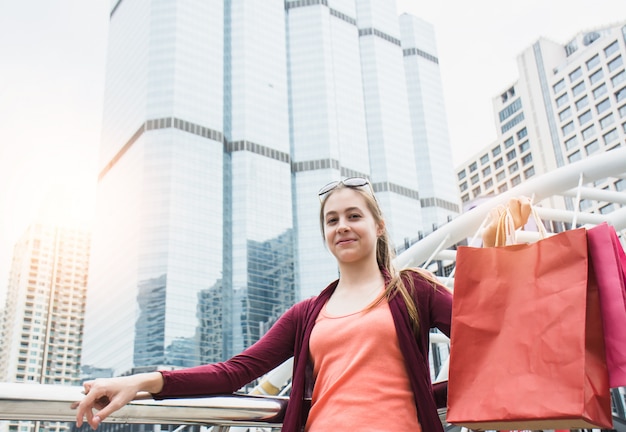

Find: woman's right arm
74;372;164;429
74;299;307;429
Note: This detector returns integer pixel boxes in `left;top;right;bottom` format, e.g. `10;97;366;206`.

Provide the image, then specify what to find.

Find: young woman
74;177;453;432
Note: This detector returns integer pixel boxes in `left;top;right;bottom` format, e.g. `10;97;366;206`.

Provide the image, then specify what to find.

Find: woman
75;177;453;431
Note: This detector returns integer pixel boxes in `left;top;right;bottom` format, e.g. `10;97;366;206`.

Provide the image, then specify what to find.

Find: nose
336;217;349;232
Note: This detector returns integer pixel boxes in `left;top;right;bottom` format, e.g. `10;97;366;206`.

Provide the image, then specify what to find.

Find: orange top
306;296;421;431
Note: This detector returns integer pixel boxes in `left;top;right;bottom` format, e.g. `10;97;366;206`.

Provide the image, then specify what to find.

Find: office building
456;21;626;215
82;0;458;376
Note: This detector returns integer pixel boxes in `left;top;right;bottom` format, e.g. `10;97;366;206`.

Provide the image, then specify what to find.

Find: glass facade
83;0;459;375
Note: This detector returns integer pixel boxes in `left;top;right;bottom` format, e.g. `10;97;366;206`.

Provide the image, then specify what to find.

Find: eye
326;217;338;225
348;213;362;220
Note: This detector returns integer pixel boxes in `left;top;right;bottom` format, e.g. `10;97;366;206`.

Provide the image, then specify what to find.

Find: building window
580;199;594;210
516;127;528;140
575;95;589;110
553;79;566;94
471;174;479;184
604;40;619;57
524;166;535;179
482;166;492;176
568;150;582;163
469;162;477;172
556;93;569;107
499;98;522;122
494;158;504;169
616;178;626;191
498;184;508;193
593;84;607;99
559;107;572;121
613;70;626;87
522;154;533;165
566;40;579;56
596;98;611;114
461;194;470;203
504;137;514;148
616;87;626;102
562;121;575;136
608;55;623;73
496;171;506;181
472;186;481;197
620;104;626;118
511;175;522;186
485;178;494;189
603;128;618;144
600;203;615;215
586;54;600;71
480;154;490;165
460;182;468;192
578;110;592;126
585;139;600;155
519;140;530;153
569;67;583;82
492;145;502;156
509;162;519;173
600;113;615;129
506;149;517;161
589;69;604;86
582;124;596;140
572;81;586;96
501;112;524;134
458;170;466;180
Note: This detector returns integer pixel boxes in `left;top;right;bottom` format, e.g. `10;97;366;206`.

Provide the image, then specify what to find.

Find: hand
73;373;163;429
482;197;531;247
507;196;531;230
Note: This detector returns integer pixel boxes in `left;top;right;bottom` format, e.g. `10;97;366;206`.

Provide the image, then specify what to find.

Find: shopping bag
447;227;612;430
587;222;626;388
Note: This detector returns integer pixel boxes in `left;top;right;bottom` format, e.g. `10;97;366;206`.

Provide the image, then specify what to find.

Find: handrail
394;146;626;269
0;382;286;427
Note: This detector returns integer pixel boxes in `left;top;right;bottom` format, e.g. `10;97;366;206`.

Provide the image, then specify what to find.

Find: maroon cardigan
155;270;452;432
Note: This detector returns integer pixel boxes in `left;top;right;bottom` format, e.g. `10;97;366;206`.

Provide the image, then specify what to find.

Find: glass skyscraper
82;0;459;376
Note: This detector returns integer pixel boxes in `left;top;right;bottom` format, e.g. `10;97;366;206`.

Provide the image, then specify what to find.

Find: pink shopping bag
587;222;626;388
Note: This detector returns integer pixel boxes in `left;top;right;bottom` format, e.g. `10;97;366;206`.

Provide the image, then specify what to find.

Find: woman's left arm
430;285;453;338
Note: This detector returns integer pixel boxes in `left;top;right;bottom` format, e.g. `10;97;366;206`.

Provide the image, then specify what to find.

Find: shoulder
400;268;437;293
285;280;338;318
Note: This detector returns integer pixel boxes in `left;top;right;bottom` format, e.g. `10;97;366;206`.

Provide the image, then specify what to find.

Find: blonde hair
319;183;447;334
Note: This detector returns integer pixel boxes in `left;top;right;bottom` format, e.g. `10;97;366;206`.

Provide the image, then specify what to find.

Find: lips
336;238;356;246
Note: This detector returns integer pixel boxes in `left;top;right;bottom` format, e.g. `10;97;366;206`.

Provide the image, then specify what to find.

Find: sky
0;0;624;302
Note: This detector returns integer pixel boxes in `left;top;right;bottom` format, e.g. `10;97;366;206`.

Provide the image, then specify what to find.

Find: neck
336;260;384;292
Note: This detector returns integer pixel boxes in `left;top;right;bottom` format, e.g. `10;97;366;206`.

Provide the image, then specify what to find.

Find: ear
376;220;385;237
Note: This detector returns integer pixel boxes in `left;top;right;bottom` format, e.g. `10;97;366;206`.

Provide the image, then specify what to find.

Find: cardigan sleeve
430;284;452;338
155;300;308;398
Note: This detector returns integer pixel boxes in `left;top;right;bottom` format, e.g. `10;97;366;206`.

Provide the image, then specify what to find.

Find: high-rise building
0;223;89;383
0;223;90;432
455;21;626;216
82;0;458;376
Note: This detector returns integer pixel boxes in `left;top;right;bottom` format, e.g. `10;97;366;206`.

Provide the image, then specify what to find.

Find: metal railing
0;382;286;428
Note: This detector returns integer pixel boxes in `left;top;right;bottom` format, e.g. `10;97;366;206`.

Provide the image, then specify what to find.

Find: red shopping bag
587;222;626;388
447;227;612;430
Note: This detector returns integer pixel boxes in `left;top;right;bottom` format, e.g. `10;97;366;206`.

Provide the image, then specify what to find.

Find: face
321;187;383;265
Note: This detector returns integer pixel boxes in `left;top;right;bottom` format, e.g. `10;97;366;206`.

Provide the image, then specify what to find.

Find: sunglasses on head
318;177;374;202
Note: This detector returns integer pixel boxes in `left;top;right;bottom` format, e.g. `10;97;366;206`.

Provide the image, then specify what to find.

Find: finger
508;197;531;229
89;414;101;430
519;197;531;222
90;399;126;427
75;388;98;426
75;400;93;428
